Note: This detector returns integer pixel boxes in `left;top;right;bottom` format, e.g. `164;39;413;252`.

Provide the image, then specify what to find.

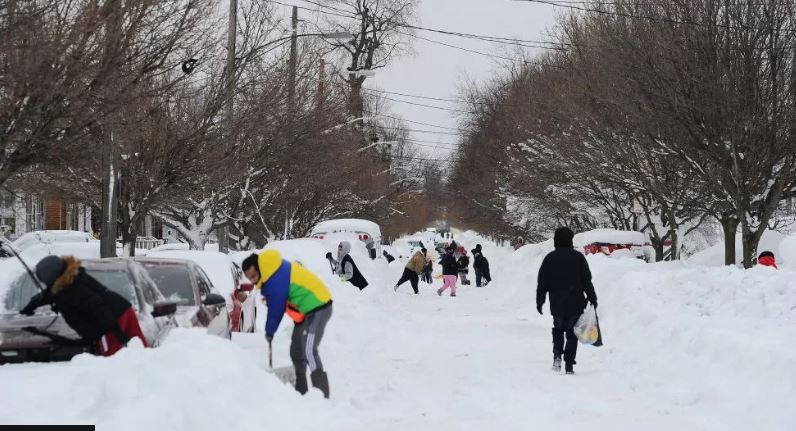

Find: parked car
0;259;178;364
132;258;231;339
12;230;92;253
310;218;383;259
575;229;648;261
144;250;257;333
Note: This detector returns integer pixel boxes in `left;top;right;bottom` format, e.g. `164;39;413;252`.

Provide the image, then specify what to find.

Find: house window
1;217;14;235
0;193;13;210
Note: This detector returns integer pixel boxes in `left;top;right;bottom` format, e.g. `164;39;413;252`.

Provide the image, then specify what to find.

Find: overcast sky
276;0;560;157
371;0;559;156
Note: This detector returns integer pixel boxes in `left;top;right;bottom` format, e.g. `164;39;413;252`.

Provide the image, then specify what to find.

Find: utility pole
316;57;326;115
100;0;122;258
217;0;237;254
287;5;298;121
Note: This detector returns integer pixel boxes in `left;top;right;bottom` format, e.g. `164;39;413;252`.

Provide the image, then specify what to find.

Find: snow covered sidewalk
0;232;794;430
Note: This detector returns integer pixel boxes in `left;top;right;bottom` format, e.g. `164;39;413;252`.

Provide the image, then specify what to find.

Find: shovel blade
269;365;296;386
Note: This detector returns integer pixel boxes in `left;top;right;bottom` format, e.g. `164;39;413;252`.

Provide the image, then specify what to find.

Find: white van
310;219;382;259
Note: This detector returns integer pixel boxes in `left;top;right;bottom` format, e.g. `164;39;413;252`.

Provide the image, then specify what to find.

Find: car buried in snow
143;250;257;334
575;229;649;262
132;257;232;339
0;259;178;364
309;218;383;260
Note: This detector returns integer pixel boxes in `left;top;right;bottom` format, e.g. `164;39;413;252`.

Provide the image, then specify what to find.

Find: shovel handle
268;340;273;369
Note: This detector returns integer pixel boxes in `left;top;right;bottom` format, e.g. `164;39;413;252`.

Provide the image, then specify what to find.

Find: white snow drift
0;230;793;430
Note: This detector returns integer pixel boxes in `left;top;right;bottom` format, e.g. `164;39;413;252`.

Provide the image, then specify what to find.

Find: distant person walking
472;244;491;287
437;246;459;297
326;241;368;290
536;227;598;375
422;251;434;284
394;248;426;294
456;246;471;286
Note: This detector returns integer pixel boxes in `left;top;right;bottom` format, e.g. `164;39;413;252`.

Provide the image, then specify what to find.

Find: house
0;190;92;240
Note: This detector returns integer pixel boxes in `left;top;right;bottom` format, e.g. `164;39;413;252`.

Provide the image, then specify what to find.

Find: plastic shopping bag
574;305;603;347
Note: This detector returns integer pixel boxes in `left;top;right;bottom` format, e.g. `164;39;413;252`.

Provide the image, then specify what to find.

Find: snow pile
0;228;794;430
0;329;336;429
688;230;785;266
573;229;646;246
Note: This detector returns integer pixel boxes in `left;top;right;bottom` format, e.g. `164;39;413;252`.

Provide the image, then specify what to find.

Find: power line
378;95;477;114
365;111;467;131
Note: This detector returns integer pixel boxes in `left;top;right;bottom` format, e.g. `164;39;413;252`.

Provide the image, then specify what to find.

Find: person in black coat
536;227;598;374
327;241;368;290
20;255;147;356
472;244;491;287
456;249;471;286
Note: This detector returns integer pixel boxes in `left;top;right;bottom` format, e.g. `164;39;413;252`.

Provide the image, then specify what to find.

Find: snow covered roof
574;229;646;246
310;219;381;237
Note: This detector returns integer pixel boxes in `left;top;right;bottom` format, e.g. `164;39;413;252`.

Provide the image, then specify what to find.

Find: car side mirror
152;301;177;318
202;293;226;306
238;283;255;292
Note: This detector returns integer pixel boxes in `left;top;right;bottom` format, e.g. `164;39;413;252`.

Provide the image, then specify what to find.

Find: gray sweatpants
290;303;333;374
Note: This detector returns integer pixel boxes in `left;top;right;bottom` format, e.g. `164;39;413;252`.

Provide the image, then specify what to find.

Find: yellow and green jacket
256;250;332;336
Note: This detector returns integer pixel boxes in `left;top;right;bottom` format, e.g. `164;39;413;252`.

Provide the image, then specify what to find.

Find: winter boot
565;362;574;375
310;370;330;399
294;367;309;395
437;288;443;296
552;356;562;372
394;285;399;292
450;292;456;297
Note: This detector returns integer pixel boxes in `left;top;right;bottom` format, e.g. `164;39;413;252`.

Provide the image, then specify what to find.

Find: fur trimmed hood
52;256;81;294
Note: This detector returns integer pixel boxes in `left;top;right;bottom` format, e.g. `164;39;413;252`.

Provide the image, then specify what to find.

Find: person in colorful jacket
242;250;333;398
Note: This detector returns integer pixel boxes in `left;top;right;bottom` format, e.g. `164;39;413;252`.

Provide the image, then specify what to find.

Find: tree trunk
741;227;762;269
720;212;738;266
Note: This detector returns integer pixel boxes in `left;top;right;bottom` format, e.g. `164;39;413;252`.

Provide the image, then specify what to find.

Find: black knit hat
553;227;575;248
35;256;65;290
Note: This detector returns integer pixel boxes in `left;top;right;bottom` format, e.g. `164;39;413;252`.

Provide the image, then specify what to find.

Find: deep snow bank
0;229;794;430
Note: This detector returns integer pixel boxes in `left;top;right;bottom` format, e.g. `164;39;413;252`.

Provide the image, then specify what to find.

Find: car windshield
140;264;195;306
2;267;138;313
88;270;138;307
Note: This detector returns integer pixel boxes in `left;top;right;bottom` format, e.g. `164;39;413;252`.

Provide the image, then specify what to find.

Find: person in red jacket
757;251;778;269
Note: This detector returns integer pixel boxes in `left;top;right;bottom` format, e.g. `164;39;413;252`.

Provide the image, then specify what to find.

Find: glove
339;276;348;282
265;334;273;343
325;252;332;259
590;300;598;309
536;304;543;315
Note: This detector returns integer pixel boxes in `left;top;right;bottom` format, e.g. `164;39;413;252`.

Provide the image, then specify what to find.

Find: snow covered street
1;231;794;430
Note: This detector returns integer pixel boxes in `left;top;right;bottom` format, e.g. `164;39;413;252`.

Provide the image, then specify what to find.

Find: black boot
565;362;574;375
310;370;330;399
294;365;308;395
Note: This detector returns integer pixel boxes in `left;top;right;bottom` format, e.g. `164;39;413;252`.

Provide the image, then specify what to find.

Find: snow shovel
267;340;297;386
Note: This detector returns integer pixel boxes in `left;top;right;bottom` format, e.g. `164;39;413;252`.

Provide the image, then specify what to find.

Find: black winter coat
23;267;132;343
536;247;597;317
473;254;489;272
439;253;458;276
341;254;369;290
457;255;470;273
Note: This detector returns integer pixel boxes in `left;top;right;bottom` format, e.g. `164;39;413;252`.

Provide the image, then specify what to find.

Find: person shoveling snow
536;227;598;375
242;250;333;399
326;241;369;290
20;255;148;356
